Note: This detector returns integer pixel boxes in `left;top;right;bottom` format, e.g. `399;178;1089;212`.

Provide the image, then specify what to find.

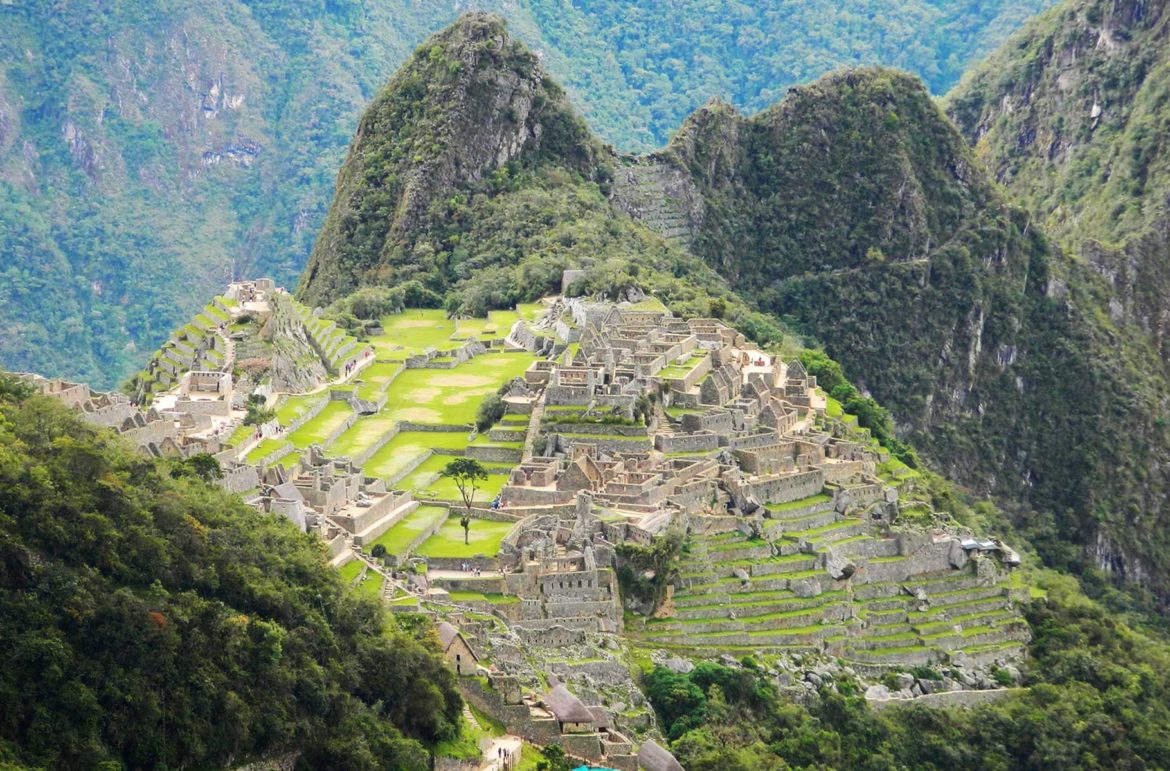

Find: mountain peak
297;13;594;305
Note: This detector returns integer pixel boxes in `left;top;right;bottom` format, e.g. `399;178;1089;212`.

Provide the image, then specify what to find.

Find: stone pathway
479;735;522;771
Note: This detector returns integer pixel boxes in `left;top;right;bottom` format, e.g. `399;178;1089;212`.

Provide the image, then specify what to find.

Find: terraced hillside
647;524;1029;668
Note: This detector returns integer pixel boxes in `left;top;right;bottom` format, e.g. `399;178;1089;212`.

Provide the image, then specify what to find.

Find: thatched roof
544;684;593;724
637;739;684;771
437;621;459;650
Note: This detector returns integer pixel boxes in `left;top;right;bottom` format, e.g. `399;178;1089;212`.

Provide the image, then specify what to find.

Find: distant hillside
301;13;1170;600
0;0;1052;388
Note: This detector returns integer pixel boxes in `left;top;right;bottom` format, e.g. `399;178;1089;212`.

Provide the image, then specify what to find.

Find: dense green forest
0;0;1051;388
0;375;462;770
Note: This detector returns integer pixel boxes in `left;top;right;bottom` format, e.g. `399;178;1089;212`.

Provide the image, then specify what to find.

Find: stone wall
218;464;260;494
655;431;719;453
868;687;1021;712
739;469;824;505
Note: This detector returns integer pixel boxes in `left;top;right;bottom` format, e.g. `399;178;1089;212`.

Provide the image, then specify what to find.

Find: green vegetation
644;579;1170;770
415;517;515;559
288;400;354;448
367;505;451;557
0;386;461;769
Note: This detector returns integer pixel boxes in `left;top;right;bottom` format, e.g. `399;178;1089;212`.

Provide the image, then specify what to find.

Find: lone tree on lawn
442;458;488;544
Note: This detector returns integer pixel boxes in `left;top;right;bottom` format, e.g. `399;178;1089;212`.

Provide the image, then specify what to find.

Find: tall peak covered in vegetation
298;13;598;305
303;17;1170;602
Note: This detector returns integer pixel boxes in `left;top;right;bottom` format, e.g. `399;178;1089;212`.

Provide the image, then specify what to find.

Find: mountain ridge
300;13;1170;600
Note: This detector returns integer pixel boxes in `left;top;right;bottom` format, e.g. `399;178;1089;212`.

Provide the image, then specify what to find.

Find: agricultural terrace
415;516;515;559
365;505;450;557
262;308;537;507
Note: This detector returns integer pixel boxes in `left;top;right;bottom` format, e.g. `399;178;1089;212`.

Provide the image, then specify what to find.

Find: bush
475;393;506;432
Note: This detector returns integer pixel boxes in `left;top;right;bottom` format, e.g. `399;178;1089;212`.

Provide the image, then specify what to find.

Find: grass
448;591;521;605
415;517;515;559
369;309;458;359
244;438;287;464
434;711;489;761
288;400;353;448
373;352;536;426
363;431;472;480
275;392;325;425
399;456;510;502
350;571;383;600
366;505;449;556
338;560;364;584
765;491;833;513
329;410;401;459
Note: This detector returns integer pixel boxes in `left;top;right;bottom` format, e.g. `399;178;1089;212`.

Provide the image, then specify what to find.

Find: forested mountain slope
649;69;1170;597
301;14;1170;600
0;0;1051;389
945;0;1170;363
0;376;461;770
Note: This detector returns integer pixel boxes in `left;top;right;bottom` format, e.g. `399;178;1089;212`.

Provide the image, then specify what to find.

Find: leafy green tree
442;458;488;543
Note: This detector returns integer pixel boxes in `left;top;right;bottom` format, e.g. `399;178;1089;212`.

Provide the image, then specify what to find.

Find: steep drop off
301;16;1170;597
944;0;1170;363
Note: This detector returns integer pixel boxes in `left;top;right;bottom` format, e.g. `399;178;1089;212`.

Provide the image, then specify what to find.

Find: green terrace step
648;603;839;633
913;609;1019;635
671;591;846;620
909;595;1012;621
781;517;864;541
672;588;798;608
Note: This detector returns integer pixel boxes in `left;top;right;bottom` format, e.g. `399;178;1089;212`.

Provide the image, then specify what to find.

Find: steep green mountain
0;376;461;770
944;0;1170;362
647;69;1170;595
301;14;1170;600
0;0;1052;389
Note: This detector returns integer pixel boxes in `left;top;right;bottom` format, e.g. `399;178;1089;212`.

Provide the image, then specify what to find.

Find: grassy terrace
447;591;521;605
415;517;515;559
659;353;707;379
399;455;511;502
338;559;365;584
370;353;535;426
288;400;353;448
329;411;401;459
765;491;833;513
275;392;324;425
366;505;450;556
244;438;287;464
363;431;471;480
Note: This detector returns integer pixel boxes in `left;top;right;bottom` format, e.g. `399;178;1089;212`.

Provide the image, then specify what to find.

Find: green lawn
288;401;353;448
765;492;833;512
329;410;401;460
415;517;515;559
370;309;458;359
366;505;449;556
454;308;521;338
338;560;364;584
350;571;383;600
363;431;472;480
418;470;509;503
396;455;511;501
374;352;536;426
275;392;325;425
244;438;287;464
